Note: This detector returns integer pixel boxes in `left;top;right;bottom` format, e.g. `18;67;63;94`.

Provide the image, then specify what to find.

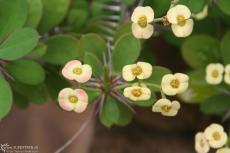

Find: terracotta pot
0;102;95;153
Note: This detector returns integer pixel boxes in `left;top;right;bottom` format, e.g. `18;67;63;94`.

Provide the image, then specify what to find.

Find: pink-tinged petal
75;89;88;103
74;64;92;83
73;102;88;113
62;60;82;80
58;88;75;111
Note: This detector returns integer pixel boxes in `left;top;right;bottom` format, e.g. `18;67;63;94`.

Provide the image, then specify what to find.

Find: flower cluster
195;123;229;153
206;63;230;85
122;62;189;117
58;60;92;113
131;4;194;39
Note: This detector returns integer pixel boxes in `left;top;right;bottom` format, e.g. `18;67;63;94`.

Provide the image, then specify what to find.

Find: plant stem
152;18;163;23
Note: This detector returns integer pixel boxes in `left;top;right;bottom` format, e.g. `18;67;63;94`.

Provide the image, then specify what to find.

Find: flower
161;73;189;96
123;84;151;101
204;123;228;149
166;5;194;37
206;63;224;85
193;5;208;20
131;6;154;39
122;62;152;81
195;132;210;153
216;148;230;153
62;60;92;83
152;98;180;116
58;88;88;113
224;64;230;84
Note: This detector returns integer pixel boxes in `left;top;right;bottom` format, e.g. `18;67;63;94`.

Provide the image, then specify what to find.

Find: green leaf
114;23;132;42
38;0;69;33
0;76;12;119
144;0;170;17
5;60;45;85
182;35;220;68
84;52;103;77
103;96;120;123
42;35;80;65
201;94;230;115
13;92;29;109
68;9;88;32
79;33;107;60
45;67;69;100
179;70;220;103
179;0;206;13
115;102;133;126
216;0;230;16
132;96;157;107
145;66;171;91
11;81;48;104
112;34;141;72
0;0;28;37
25;0;43;28
99;109;113;128
26;43;47;59
0;28;39;60
220;31;230;64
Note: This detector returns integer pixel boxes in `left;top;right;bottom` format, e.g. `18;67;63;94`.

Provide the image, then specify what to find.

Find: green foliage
0;76;12;119
144;0;170;17
11;81;48;104
79;33;107;60
27;43;47;59
179;70;220;103
201;94;230;115
42;35;80;65
25;0;43;28
220;31;230;64
0;28;39;60
182;35;220;68
5;60;45;85
216;0;230;16
178;0;206;13
84;52;104;77
112;34;141;72
0;0;28;38
38;0;69;33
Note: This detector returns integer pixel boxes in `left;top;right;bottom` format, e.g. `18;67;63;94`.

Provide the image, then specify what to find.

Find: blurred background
0;0;230;152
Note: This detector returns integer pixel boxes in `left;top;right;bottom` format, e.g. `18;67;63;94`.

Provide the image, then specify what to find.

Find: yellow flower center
177;15;186;26
212;131;221;141
170;79;180;88
131;88;142;97
68;95;78;103
132;66;143;76
138;16;148;28
73;67;82;75
161;105;171;112
211;70;219;78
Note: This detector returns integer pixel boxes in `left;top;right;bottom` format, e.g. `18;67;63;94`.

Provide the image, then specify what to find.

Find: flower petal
136;62;153;80
62;60;82;80
74;64;92;83
58;88;75;111
131;6;154;23
74;102;88;113
171;19;194;37
122;64;136;81
132;23;154;39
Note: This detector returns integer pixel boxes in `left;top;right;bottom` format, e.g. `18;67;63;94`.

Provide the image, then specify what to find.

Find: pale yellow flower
204;123;228;149
206;63;224;85
131;6;154;39
216;147;230;153
195;132;210;153
123;84;151;101
152;98;180;116
224;64;230;84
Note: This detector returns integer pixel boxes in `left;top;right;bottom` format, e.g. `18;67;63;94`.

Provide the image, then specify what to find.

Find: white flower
122;62;152;81
195;132;210;153
131;6;154;39
58;88;88;113
206;63;224;85
123;84;151;101
167;5;194;37
161;73;189;96
216;147;230;153
62;60;92;83
193;5;208;20
224;64;230;84
152;98;180;116
204;123;228;149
